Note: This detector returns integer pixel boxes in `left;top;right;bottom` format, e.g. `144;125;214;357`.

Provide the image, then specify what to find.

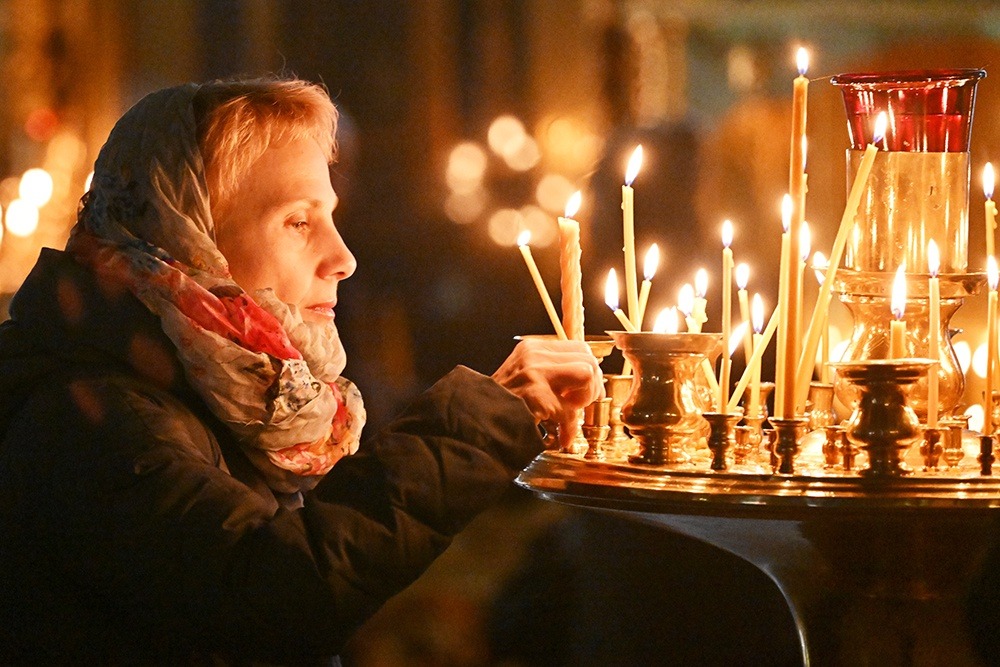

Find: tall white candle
622;146;643;324
795;112;888;411
721;220;734;411
987;257;999;435
558;191;585;341
749;294;765;418
927;240;940;427
735;263;753;360
985;163;997;261
775;195;793;418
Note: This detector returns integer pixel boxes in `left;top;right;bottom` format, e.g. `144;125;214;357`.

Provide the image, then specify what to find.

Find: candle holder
806;382;836;431
603;374;635;458
770;417;808;475
834;359;933;478
830;70;987;423
733;425;754;466
582;397;612;459
920;427;943;471
703;412;741;471
823;424;844;468
609;331;722;466
941;417;968;469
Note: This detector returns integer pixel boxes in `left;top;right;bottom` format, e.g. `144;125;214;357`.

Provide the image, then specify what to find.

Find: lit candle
890;265;907;359
678;283;696;332
987;257;999;435
605;269;637;332
728;302;780;414
622;146;643;324
927;240;941;428
558;191;585;341
985;163;997;261
748;294;765;418
692;268;709;332
775;194;793;418
636;243;659;330
720;220;734;412
797;221;811;349
735;263;753;360
517;231;568;340
779;46;809;420
795;112;888;411
653;306;679;334
812;251;830;383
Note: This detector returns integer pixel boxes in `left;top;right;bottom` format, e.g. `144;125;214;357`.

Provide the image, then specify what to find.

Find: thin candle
795;111;887;412
927;240;940;427
517;231;568;340
985;163;997;261
890;265;907;359
678;283;696;332
748;294;765;418
775;195;793;418
987;257;999;434
722;322;748;412
780;46;809;420
728;302;780;413
636;243;659;330
558;191;585;341
812;251;830;383
720;220;734;411
693;268;709;332
605;269;637;332
622;146;643;324
735;263;753;360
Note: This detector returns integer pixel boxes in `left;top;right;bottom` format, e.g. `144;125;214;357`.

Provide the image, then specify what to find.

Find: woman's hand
491;338;603;449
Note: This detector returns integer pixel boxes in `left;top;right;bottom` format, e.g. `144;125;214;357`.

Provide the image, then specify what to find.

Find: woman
0;79;601;663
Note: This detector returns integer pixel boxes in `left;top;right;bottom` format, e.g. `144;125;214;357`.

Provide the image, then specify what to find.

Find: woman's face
214;136;356;325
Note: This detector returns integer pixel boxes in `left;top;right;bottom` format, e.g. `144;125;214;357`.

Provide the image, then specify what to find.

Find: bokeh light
18;168;53;208
519;205;556;247
954;340;972;376
503;135;540;171
487;208;523;246
487;115;527;158
972;342;987;379
5;199;39;237
444;188;488;225
446;142;488;194
535;174;575;213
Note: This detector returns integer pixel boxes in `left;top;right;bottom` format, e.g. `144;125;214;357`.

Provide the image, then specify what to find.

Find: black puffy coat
0;249;542;664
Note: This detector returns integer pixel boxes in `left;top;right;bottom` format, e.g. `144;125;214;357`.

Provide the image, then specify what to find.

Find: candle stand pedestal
518;454;1000;666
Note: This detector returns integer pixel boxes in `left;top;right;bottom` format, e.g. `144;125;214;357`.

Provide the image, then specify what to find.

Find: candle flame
604;269;620;310
928;240;940;278
643;243;660;280
751;293;765;333
517;229;531;247
653;306;678;334
985;162;995;200
989;256;999;291
721;219;733;248
729;321;749;357
625;145;643;186
564;190;582;218
678;283;694;316
694;268;708;298
735;263;750;290
873;112;888;146
800;222;811;262
891;265;907;320
813;251;828;285
781;194;792;233
796;47;809;76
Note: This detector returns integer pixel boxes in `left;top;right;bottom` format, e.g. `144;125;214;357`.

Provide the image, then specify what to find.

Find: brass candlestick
834;359;932;478
609;331;721;466
703;412;741;471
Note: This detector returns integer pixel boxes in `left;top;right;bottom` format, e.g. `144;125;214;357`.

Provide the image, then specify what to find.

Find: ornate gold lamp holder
519;70;1000;666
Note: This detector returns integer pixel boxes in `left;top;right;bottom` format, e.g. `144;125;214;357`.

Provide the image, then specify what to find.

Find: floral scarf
66;83;365;494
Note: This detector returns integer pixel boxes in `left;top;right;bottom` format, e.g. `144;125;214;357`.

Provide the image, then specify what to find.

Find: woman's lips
305;303;336;320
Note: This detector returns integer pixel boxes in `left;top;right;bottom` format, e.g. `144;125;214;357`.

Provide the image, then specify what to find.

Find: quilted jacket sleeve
1;364;542;663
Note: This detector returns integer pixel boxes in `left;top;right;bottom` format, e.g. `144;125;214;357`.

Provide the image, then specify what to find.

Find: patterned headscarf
67;83;365;493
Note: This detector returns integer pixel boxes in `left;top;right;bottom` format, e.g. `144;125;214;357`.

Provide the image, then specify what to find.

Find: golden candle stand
517;448;1000;666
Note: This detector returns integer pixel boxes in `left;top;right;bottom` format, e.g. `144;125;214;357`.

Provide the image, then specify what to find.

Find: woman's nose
322;223;356;280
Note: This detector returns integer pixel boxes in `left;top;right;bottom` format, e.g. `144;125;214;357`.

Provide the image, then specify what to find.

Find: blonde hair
195;78;338;221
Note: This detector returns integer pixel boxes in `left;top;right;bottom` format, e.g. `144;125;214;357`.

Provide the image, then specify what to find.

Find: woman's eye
290;220;309;230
